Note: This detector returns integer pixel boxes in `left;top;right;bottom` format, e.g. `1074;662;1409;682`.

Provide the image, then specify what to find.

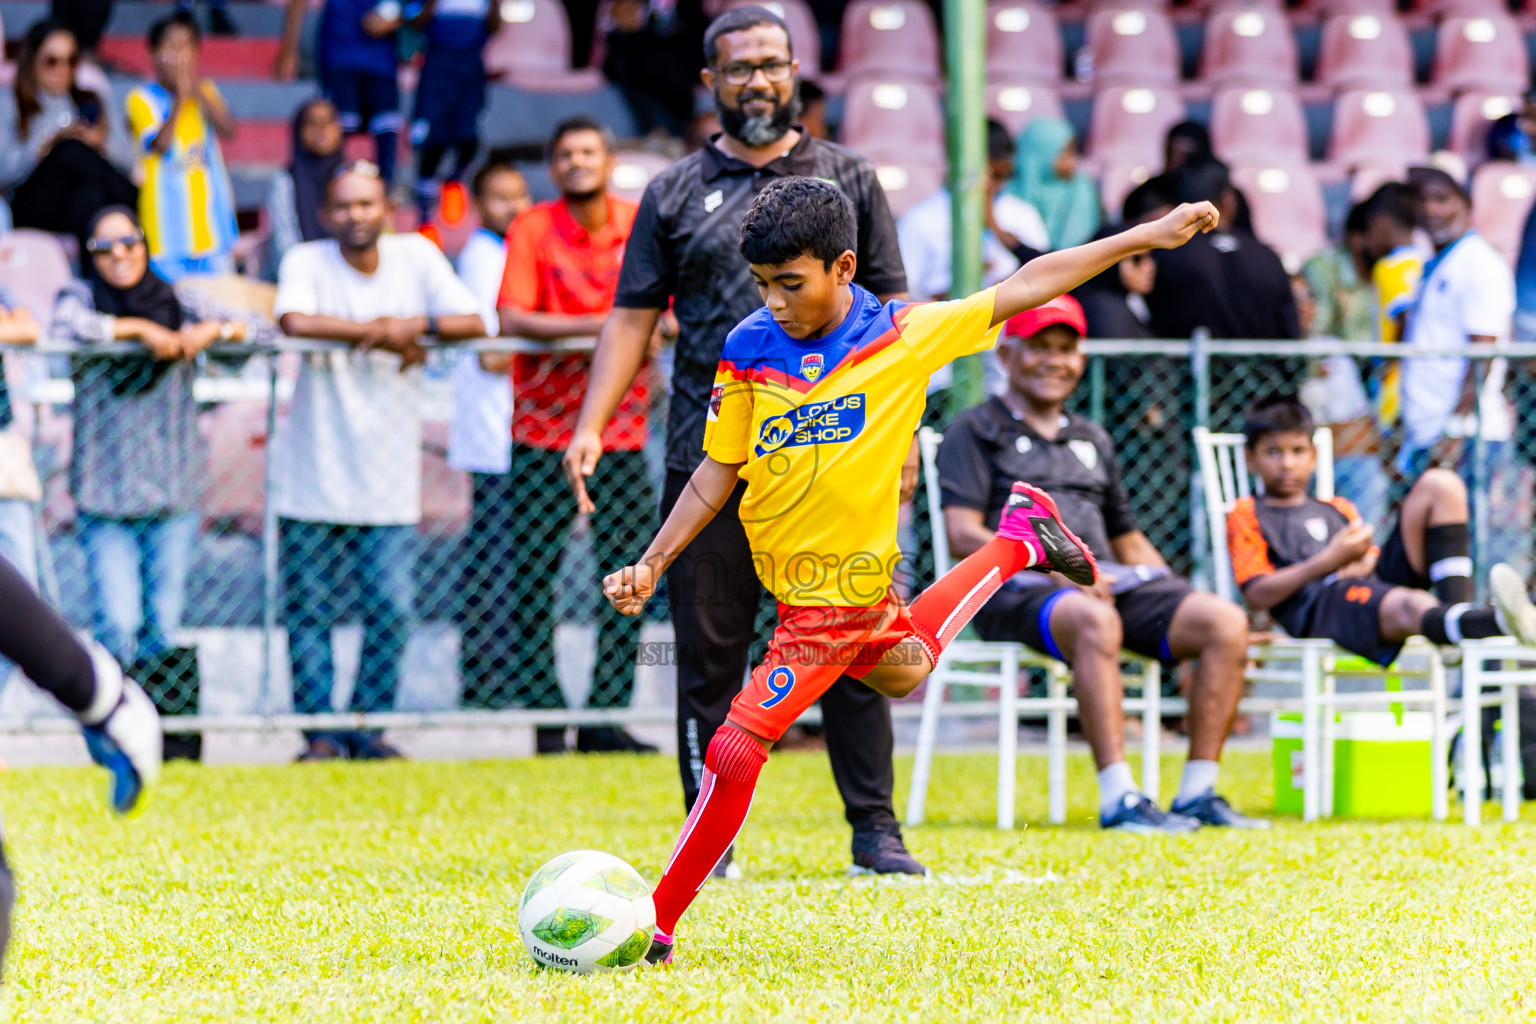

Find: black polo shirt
612;130;907;474
936;397;1138;562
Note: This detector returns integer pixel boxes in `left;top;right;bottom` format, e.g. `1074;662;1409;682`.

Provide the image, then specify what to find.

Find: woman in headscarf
263;97;344;277
53;206;275;685
1009;117;1101;251
0;19;136;243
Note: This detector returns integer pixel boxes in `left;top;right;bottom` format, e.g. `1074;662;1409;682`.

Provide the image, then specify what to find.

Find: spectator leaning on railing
495;117;659;756
53;205;274;756
273;161;487;763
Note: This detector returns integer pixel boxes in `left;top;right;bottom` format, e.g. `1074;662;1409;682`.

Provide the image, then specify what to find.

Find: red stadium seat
1231;163;1328;271
484;0;604;92
1348;161;1409;201
1201;5;1298;88
985;80;1065;137
97;35;281;79
0;231;72;323
840;78;945;164
1314;13;1414;91
985;1;1063;83
721;0;823;76
221;119;291;166
1432;15;1529;95
1210;87;1309;166
1088;85;1187;164
1446;91;1520;162
1085;6;1181;87
872;160;946;217
1328;88;1430;168
1470;161;1536;265
839;0;941;83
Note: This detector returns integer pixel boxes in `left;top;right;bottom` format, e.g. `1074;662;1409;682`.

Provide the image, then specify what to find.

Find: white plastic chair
1194;426;1451;822
905;427;1163;829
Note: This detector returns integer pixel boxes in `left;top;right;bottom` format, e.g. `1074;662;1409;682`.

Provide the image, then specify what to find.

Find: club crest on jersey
1068;439;1098;470
707;383;724;422
1305;517;1329;542
801;352;824;382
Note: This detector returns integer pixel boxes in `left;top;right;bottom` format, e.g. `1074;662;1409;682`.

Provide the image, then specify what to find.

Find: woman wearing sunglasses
53;206;276;743
0;19;137;245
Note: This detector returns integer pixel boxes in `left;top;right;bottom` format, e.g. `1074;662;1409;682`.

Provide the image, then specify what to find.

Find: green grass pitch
2;749;1534;1022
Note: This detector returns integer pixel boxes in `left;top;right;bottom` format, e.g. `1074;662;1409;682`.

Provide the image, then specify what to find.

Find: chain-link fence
2;334;1534;737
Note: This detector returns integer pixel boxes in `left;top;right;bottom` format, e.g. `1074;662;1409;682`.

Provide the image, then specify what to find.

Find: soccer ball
518;851;656;973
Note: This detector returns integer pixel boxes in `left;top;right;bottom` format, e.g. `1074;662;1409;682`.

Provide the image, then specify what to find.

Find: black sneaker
1100;792;1201;833
575;726;659;754
535;727;567;755
1169;791;1271;829
644;932;673;965
297;737;346;762
850;827;927;875
353;737;405;761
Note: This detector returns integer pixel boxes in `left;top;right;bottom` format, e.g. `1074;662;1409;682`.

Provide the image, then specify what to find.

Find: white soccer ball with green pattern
519;851;656;973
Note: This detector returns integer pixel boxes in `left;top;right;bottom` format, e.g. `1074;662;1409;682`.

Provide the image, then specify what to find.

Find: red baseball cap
1004;294;1088;341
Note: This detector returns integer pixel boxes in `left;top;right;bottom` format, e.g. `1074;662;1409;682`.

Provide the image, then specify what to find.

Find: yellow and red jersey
704;284;1000;606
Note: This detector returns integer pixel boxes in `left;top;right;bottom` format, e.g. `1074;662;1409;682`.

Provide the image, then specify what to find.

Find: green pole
946;0;987;413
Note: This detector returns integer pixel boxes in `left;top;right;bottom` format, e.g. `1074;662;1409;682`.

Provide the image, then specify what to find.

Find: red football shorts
726;592;939;742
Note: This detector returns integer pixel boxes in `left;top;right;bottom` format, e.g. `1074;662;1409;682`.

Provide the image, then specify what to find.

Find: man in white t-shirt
273;162;488;762
1399;167;1516;480
449;161;529;709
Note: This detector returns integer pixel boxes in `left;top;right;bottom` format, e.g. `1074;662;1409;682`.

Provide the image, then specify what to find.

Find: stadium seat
1470;161;1536;265
1210;87;1309;166
721;0;822;77
984;1;1063;83
484;0;604;92
1085;6;1181;87
1314;13;1414;91
608;151;673;203
1087;85;1186;164
1200;5;1299;88
221;120;292;167
1446;91;1520;162
1432;15;1529;96
840;78;946;164
1099;160;1158;221
838;0;941;83
1230;163;1328;270
985;80;1065;137
1348;160;1409;200
0;231;72;323
1328;88;1430;169
97;35;281;79
872;160;946;217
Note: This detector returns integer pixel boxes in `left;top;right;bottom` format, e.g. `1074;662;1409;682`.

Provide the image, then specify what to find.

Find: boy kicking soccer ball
602;176;1220;964
1230;393;1536;661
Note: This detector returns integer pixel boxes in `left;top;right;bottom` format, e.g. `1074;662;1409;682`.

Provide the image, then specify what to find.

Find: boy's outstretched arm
989;202;1220;327
603;456;745;616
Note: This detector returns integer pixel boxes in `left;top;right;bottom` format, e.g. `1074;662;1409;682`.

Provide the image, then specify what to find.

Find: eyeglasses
714;59;793;86
39;52;79;69
85;233;146;255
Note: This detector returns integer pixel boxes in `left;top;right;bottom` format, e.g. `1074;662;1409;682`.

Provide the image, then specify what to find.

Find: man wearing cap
935;296;1263;833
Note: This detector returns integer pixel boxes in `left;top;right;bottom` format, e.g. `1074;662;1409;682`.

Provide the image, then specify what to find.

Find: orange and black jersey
1227;493;1363;635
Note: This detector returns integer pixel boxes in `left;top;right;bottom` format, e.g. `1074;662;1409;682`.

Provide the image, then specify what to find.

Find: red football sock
652;726;767;935
909;537;1038;653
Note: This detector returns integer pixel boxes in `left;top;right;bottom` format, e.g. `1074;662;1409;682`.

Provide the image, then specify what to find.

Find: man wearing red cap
935;295;1264;833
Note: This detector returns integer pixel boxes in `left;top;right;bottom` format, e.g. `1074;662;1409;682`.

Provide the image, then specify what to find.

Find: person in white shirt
273;161;488;762
1399;167;1516;482
449;161;529;709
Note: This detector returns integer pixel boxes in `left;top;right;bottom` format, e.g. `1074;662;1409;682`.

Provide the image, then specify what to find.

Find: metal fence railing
1;334;1533;734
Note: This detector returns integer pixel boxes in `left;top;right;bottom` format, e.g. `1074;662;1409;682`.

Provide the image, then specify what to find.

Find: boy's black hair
739;176;855;269
986;118;1015;164
1242;392;1315;449
471;159;522;199
546;115;614;163
148;10;199;49
1343;198;1371;237
1362;181;1416;232
704;6;792;66
1122;173;1178;224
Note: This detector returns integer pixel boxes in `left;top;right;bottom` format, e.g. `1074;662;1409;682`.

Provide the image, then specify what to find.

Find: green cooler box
1272;711;1435;817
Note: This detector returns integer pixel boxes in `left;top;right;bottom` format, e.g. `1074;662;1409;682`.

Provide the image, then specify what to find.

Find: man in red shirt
497;116;657;754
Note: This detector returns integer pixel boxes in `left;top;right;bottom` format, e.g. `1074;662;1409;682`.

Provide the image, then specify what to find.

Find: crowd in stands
3;0;1536;781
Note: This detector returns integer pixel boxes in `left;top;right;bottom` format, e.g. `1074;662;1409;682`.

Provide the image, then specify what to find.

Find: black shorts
973;575;1195;663
1299;521;1427;668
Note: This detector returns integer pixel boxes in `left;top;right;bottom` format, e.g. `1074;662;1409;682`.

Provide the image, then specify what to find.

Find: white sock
1177;760;1220;804
1096;761;1139;816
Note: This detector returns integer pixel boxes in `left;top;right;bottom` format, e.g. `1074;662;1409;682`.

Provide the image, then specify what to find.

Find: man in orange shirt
497;116;657;754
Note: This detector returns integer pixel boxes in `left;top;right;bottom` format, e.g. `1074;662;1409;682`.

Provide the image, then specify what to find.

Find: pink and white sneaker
644;931;674;966
995;481;1099;586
